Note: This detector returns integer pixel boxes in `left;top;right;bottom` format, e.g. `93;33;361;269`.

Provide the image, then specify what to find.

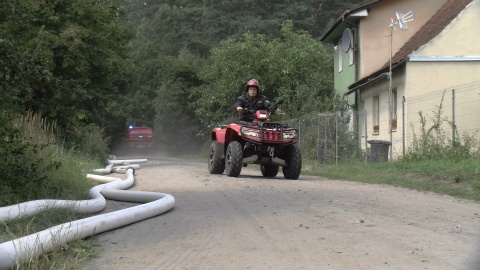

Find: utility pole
388;10;415;161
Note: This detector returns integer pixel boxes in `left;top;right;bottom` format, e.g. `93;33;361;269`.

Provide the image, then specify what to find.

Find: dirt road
81;154;480;270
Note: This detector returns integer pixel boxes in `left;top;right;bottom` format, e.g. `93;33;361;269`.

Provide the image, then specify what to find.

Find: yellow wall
405;0;480;147
406;62;480;99
358;0;447;78
407;0;480;96
359;0;480;159
412;0;480;58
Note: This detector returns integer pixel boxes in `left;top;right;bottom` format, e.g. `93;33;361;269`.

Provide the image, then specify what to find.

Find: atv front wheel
208;142;225;174
225;141;243;177
260;165;279;177
280;144;302;180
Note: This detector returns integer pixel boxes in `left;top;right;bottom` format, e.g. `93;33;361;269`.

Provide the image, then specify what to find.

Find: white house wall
360;66;406;158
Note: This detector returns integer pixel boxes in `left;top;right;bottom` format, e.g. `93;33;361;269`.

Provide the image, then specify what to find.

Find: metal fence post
298;118;302;144
316;115;320;163
452;89;456;144
335;112;338;165
402;96;406;157
364;110;368;164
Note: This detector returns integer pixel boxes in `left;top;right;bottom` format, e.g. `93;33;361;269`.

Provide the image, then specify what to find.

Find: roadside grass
302;101;480;202
1;210;98;270
0;112;107;269
302;157;480;202
0;151;103;270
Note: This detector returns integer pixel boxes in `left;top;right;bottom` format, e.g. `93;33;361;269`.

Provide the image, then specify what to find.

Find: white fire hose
0;159;175;269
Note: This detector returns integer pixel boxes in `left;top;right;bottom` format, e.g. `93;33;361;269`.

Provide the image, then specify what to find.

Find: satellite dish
341;28;352;53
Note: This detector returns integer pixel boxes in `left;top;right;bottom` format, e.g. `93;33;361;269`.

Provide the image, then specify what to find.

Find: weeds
404;91;478;161
1;209;98;270
305;92;480;201
0;111;107;269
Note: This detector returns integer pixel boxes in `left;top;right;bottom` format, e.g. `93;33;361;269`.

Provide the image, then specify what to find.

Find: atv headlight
283;131;297;140
241;128;259;138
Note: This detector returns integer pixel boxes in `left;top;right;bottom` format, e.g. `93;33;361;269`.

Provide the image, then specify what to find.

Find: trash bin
367;140;391;162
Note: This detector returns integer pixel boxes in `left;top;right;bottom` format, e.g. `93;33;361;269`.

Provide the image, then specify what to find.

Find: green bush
404;98;479;161
0;111;107;206
0;124;61;206
70;124;110;162
0;111;105;268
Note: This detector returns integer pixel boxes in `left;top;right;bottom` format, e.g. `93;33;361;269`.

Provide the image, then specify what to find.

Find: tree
311;0;372;37
121;0;362;148
0;0;132;137
153;48;205;153
191;20;334;132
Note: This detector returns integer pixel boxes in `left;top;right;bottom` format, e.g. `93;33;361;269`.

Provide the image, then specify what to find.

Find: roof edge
319;0;386;42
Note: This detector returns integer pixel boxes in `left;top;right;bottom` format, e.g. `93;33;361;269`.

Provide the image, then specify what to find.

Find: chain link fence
285;112;363;165
286;81;480;165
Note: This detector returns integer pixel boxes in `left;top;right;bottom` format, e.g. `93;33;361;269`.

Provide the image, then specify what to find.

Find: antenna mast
388;10;415;161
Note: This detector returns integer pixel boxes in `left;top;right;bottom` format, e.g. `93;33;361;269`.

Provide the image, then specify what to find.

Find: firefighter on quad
233;79;273;122
208;78;302;180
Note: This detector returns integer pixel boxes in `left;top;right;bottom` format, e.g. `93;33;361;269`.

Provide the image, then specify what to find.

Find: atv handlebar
241;108;256;115
237;97;284;115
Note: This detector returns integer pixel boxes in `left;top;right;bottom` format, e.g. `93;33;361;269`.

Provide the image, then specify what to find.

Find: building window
391;89;397;130
349;28;355;66
349;46;354;66
338;39;343;72
373;96;379;133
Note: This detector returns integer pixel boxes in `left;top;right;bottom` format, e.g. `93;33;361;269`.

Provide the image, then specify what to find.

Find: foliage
153;49;206;153
1;0;372;152
0;111;102;206
191;21;334;133
200;0;317;42
122;0;369;149
0;0;132;136
1;209;97;269
68;124;110;161
404;92;479;161
310;0;371;37
126;0;210;149
0;126;59;206
0;111;102;268
124;0;371;41
0;111;58;205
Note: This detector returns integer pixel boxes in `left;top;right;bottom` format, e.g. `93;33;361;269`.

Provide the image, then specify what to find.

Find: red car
126;127;155;148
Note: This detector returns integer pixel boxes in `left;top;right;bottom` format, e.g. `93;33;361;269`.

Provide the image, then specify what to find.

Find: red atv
208;97;302;179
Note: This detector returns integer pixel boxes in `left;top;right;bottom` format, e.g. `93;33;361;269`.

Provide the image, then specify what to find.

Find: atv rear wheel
208;142;225;174
225;141;243;177
280;144;302;180
260;165;279;177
